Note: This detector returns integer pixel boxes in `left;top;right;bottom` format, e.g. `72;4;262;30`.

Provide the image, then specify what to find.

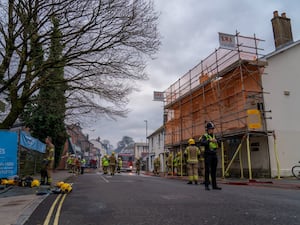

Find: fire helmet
31;179;40;188
61;183;72;193
188;138;195;145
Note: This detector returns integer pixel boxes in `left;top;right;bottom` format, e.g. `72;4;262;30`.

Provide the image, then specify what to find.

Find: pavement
0;169;299;225
0;169;75;225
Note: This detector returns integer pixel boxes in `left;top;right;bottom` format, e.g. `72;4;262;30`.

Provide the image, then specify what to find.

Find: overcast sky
83;0;300;148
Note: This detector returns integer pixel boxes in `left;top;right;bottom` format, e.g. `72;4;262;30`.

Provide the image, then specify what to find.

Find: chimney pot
281;12;286;18
273;10;278;17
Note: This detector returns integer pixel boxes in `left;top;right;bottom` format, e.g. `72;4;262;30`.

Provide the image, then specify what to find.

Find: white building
90;138;108;168
263;11;300;177
147;126;165;173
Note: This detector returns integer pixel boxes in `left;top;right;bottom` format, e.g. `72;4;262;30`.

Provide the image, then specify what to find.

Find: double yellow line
43;194;67;225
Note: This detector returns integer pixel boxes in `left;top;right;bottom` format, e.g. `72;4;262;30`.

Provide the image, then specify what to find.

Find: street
25;172;300;225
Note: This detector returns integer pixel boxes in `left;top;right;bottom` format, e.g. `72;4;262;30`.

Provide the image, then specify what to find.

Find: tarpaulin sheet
19;131;46;153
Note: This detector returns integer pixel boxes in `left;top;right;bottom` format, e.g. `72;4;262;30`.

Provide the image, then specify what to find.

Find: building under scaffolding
163;32;278;179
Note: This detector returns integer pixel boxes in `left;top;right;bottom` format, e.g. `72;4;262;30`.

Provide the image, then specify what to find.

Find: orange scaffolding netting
163;33;267;146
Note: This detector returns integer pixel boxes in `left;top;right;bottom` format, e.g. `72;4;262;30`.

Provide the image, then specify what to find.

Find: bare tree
0;0;160;128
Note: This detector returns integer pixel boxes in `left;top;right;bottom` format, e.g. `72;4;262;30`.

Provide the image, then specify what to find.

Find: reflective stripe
204;134;218;150
185;146;199;163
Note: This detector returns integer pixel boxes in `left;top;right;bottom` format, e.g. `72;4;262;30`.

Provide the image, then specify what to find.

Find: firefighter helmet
1;179;8;185
206;122;215;130
61;183;72;193
56;181;65;188
188;138;195;145
31;179;40;188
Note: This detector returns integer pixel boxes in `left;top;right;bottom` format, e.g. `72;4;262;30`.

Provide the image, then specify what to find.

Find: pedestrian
43;136;55;185
109;152;117;176
184;138;200;185
135;157;141;175
199;122;222;190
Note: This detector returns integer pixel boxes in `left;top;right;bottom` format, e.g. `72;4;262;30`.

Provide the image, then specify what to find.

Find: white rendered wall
263;44;300;177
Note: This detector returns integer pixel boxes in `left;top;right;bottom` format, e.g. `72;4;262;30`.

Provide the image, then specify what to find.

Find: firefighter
109;152;117;176
135;157;141;175
66;155;73;173
44;136;55;185
176;151;183;176
199;122;222;190
102;155;109;174
184;138;200;185
117;157;122;173
167;152;173;175
153;157;160;176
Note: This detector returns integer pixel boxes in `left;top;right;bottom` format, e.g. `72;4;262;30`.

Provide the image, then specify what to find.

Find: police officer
184;138;200;185
199;122;222;190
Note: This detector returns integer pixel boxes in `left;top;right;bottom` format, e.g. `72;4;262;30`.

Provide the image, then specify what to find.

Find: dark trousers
204;154;218;188
40;168;48;185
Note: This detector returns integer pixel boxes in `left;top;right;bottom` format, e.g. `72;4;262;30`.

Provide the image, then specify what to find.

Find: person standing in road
167;152;173;175
44;136;55;185
80;157;86;174
109;152;117;176
135;157;141;175
102;155;109;174
184;138;200;185
153;156;160;176
176;152;183;176
199;122;222;191
117;157;122;173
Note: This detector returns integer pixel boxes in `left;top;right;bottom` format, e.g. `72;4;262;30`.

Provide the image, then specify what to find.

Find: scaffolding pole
246;134;253;180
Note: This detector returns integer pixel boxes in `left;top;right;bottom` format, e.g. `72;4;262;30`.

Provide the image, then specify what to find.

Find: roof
264;40;300;59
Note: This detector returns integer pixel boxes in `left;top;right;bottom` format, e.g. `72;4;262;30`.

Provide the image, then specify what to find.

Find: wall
148;128;165;172
263;43;300;177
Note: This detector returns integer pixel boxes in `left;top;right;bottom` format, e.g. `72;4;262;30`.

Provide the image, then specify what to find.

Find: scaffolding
163;32;277;179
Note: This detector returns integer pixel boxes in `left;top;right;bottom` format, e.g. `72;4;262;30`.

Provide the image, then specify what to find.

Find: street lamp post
144;120;148;147
144;120;149;171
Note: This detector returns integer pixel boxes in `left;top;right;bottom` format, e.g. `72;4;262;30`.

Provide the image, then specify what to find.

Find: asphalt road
25;172;300;225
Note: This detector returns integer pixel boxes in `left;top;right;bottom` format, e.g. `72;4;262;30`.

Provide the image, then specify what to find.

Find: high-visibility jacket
199;133;219;154
44;145;55;169
118;160;122;167
102;157;109;167
184;145;200;163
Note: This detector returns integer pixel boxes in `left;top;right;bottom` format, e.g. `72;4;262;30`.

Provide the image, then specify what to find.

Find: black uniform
199;133;221;190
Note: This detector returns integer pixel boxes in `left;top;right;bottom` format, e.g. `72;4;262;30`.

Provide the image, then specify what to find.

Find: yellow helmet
61;183;72;193
188;138;195;145
56;181;65;188
1;179;8;185
31;179;40;188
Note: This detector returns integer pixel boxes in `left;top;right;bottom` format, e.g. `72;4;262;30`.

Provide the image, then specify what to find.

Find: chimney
271;11;293;49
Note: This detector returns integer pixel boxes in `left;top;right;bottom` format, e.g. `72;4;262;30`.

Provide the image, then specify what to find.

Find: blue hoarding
0;131;18;178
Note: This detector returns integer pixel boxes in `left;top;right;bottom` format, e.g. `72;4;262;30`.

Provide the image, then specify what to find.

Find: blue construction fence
0;130;45;179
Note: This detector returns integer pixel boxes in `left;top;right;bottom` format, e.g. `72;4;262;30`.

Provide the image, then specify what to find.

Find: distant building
90;137;108;168
147;126;165;173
